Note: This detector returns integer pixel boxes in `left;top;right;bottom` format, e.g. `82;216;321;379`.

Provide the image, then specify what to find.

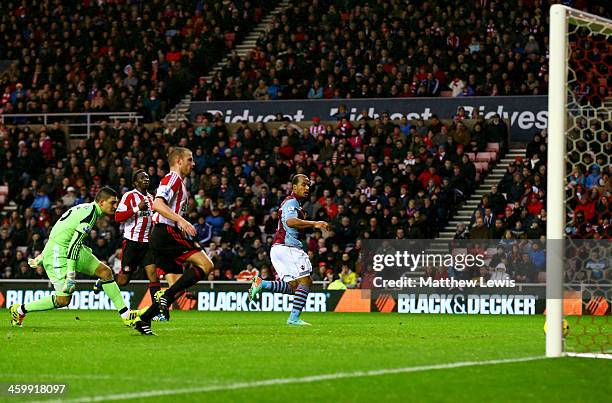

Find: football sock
141;267;205;323
139;302;160;323
100;279;128;318
261;280;294;294
164;266;202;304
289;284;310;321
148;281;161;301
23;295;57;312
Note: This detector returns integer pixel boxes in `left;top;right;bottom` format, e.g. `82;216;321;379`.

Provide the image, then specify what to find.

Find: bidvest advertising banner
190;96;547;141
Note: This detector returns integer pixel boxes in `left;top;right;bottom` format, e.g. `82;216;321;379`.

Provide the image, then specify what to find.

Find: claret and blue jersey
273;193;305;249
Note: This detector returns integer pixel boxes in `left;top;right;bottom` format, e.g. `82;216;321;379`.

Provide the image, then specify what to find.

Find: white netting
563;9;611;355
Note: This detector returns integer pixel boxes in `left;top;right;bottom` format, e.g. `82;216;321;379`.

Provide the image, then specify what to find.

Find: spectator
308;117;326;138
144;91;162;122
2;89;608;289
453;223;470;239
31;190;51;212
514;252;536;283
484;114;509;151
470;217;491;239
195;216;213;245
62;187;77;207
490;263;510;282
14;261;36;279
339;264;358;289
585;249;607;282
327;272;348;290
307;80;324;99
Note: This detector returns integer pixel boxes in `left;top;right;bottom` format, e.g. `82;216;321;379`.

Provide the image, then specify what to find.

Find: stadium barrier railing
0;112;142;138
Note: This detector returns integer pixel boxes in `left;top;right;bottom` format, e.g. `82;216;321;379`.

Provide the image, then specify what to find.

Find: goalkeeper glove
62;271;77;294
28;254;43;268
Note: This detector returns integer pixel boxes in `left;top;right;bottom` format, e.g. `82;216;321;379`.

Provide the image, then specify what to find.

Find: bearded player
248;174;329;325
93;169;167;320
133;147;214;335
10;187;142;327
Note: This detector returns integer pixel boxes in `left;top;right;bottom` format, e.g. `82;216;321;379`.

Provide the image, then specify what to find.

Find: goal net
546;5;611;358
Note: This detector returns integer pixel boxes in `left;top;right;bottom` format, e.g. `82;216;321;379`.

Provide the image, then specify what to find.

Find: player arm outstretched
283;198;329;231
286;218;329;231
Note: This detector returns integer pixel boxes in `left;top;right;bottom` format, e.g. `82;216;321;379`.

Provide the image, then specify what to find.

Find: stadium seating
475;153;495;163
196;0;558;101
0;0;277;121
474;161;489;173
486;143;501;153
464;127;611;283
0;113;507;280
1;0;609;287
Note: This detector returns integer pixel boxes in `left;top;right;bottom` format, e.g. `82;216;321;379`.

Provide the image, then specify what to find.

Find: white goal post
546;5;612;358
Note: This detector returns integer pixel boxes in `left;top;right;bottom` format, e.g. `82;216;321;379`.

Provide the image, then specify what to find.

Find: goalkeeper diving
10;187;145;327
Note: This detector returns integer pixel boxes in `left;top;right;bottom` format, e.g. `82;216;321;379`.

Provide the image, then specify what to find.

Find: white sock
119;307;130;319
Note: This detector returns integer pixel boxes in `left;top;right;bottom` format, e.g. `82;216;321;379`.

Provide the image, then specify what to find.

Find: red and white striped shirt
115;190;155;242
309;124;326;137
153;171;187;226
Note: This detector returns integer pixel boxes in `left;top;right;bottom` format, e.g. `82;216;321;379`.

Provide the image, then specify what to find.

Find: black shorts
150;223;202;275
120;239;155;275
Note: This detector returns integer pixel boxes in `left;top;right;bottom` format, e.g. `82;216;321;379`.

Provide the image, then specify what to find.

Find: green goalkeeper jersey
47;202;102;275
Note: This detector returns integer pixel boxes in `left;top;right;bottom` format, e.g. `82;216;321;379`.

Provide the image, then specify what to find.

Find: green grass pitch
1;311;610;402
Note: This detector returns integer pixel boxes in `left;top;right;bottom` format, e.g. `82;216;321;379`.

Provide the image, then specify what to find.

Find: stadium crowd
0;0;609;288
193;0;610;101
2;0;609;119
0;0;276;121
0;109;509;284
1;115;606;286
452;2;612;284
457;120;611;283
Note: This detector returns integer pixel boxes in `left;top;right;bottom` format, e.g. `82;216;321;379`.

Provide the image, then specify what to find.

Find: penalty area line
565;351;612;359
37;356;546;403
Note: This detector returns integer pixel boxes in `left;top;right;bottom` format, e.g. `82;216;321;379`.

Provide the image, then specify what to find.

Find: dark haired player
249;174;329;325
93;169;165;320
11;187;141;327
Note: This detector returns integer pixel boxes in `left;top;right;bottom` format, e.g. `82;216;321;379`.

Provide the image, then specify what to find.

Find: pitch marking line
565;351;612;359
38;356;547;402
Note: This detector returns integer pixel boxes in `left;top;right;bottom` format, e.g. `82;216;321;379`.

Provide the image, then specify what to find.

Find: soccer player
93;169;166;319
133;147;214;335
10;187;141;327
248;174;329;325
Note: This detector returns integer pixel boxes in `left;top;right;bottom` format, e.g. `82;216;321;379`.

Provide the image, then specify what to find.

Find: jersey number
59;209;73;221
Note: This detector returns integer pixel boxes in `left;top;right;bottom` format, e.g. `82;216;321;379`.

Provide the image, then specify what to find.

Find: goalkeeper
10;187;143;327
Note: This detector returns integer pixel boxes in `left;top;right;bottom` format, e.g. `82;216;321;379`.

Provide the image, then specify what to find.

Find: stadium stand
0;108;508;281
192;0;609;101
0;0;609;288
460;7;612;283
462;125;611;282
0;0;277;121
